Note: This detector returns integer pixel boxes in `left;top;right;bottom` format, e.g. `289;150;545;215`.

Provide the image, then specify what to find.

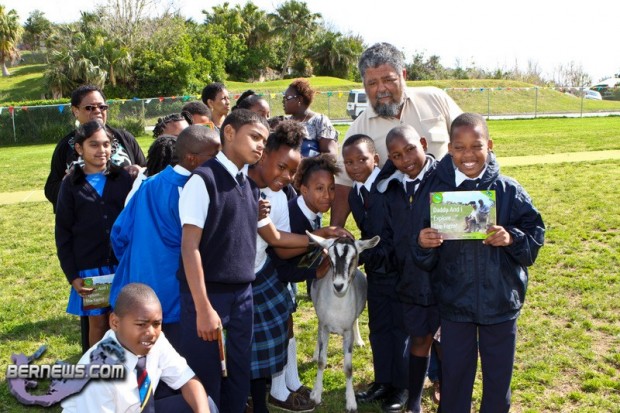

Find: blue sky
5;0;619;83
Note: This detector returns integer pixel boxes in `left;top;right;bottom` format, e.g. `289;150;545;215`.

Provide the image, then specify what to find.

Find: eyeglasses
282;95;298;102
81;104;109;112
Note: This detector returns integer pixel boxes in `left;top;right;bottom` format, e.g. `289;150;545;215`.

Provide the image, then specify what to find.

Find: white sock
285;338;304;391
270;370;291;401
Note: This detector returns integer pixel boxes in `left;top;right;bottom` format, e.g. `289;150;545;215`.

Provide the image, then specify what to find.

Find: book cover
296;246;325;270
430;190;496;240
81;274;115;310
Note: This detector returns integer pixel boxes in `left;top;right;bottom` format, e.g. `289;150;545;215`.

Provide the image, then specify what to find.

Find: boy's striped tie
136;356;155;412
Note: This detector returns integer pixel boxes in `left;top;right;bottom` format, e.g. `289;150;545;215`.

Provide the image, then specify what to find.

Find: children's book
296;246;325;270
430;190;496;240
81;274;115;310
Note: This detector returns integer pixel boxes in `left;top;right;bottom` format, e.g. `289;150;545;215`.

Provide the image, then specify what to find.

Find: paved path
1;150;619;206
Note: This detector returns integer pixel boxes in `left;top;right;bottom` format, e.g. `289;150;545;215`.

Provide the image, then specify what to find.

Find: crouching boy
62;283;216;413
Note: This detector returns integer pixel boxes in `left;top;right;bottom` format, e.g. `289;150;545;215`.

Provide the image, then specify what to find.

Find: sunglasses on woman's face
282;95;298;102
81;104;109;112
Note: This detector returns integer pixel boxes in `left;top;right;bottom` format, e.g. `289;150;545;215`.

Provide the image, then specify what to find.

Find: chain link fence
1;88;619;145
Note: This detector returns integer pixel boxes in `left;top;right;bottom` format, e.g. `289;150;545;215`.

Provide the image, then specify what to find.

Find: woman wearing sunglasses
45;84;146;215
282;78;339;158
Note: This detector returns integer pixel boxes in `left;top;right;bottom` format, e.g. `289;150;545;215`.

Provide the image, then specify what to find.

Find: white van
346;89;368;119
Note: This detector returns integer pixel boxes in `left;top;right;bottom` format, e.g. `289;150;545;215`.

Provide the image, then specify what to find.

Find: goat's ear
306;230;335;250
355;235;380;252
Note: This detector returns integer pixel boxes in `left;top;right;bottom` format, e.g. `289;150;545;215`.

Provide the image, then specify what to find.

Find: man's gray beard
373;100;404;118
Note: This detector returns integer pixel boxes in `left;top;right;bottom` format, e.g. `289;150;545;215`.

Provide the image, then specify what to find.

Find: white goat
306;232;380;413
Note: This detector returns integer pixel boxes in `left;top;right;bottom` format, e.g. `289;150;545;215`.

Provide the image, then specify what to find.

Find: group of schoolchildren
341;114;545;413
53;79;545;413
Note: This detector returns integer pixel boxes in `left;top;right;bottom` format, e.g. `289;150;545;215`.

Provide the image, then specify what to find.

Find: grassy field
0;118;619;412
1;117;619;193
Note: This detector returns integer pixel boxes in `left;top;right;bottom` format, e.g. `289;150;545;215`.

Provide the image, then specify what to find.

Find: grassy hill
2;63;620;118
0;64;48;103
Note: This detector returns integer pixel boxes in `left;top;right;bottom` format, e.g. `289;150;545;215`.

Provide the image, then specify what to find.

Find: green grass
1;117;619;194
1;157;619;412
0;64;48;103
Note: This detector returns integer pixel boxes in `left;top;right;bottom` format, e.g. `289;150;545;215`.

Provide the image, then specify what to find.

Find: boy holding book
416;113;545;413
341;134;410;412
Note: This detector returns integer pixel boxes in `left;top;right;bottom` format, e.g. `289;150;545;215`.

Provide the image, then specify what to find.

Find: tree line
0;0;601;100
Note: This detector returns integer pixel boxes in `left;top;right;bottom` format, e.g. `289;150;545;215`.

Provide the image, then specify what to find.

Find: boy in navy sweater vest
342;134;410;412
177;109;270;413
416;113;545;413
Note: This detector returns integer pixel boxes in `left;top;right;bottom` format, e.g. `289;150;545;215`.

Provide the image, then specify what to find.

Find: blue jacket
110;166;189;323
375;157;438;304
414;153;545;324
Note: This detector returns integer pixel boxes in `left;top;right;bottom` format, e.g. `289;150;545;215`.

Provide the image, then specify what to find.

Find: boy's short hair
220;108;269;143
176;125;219;160
147;134;177;175
266;119;304;153
342;134;377;154
294;154;341;189
385;124;421;149
114;283;161;318
182;101;212;117
450;112;489;141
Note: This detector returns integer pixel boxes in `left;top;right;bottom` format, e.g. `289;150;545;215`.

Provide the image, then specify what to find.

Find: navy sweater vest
178;158;258;289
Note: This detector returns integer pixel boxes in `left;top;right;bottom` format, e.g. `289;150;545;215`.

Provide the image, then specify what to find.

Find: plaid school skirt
250;258;294;379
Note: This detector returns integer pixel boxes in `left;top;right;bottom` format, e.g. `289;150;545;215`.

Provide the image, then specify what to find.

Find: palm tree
45;31;107;98
310;30;363;79
270;0;321;78
0;6;23;76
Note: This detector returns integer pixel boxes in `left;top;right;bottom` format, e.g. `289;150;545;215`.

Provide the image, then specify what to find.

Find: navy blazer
55;165;133;284
413;153;545;324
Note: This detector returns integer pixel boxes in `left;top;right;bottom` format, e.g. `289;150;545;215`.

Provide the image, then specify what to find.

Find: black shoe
355;382;392;403
381;388;408;412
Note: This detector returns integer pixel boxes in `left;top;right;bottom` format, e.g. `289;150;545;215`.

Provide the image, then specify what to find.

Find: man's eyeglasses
282;95;298;102
81;104;109;112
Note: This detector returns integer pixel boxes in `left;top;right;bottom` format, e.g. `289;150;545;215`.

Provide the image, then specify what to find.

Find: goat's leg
312;339;319;361
353;318;364;347
310;324;329;405
343;329;357;413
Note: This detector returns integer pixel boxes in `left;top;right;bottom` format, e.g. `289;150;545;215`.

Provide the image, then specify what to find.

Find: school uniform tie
136;356;155;413
459;178;480;190
359;186;370;209
236;172;245;187
313;215;321;230
405;179;420;205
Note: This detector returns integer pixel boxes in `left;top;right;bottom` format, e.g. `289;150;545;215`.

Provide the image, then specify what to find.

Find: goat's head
306;232;380;297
